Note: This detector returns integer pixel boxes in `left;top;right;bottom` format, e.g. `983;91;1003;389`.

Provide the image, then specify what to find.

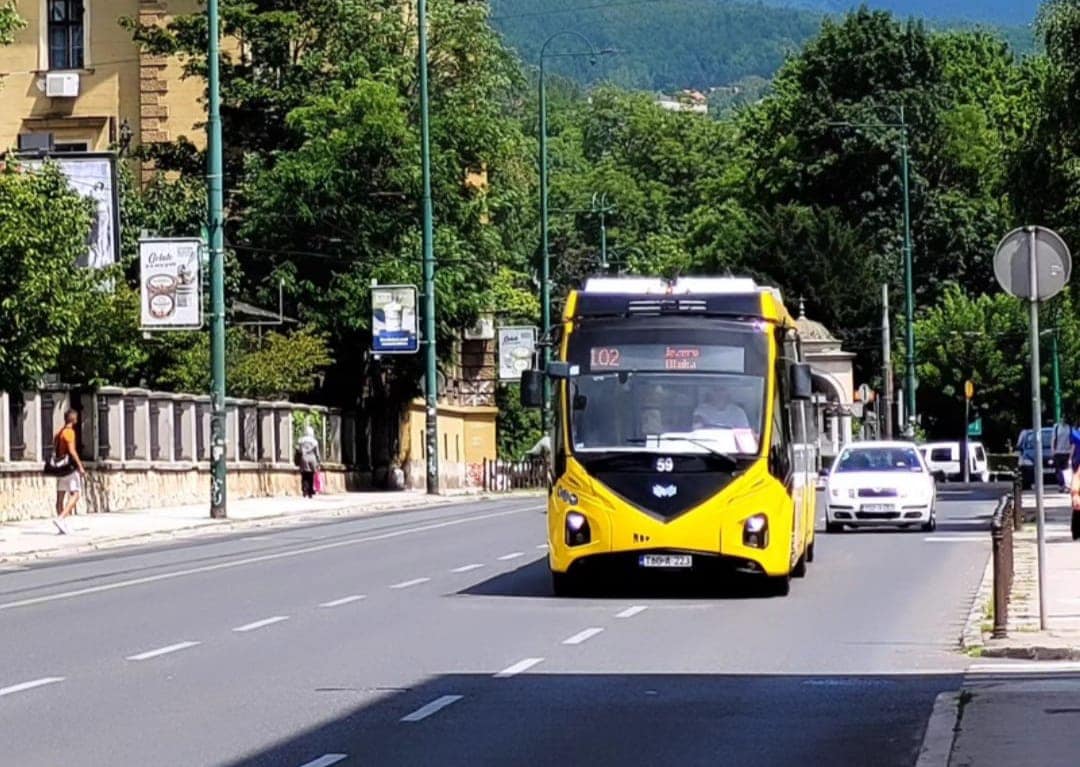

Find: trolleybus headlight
565;511;591;546
743;514;769;549
557;486;579;505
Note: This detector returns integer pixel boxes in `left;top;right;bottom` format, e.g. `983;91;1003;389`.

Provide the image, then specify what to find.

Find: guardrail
481;457;548;492
991;487;1020;639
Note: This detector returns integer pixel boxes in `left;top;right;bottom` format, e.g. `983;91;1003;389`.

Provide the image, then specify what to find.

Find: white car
824;441;937;532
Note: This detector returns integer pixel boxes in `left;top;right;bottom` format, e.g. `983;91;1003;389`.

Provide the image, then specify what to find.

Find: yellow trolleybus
521;277;817;596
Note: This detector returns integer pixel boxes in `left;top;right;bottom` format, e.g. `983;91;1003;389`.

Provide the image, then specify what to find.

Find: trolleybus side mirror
790;362;813;401
546;361;580;380
520;370;544;409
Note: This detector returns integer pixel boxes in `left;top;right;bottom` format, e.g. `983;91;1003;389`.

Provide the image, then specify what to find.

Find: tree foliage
0;162;99;394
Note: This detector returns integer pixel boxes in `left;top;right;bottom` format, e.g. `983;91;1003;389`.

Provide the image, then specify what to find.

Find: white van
919;441;989;482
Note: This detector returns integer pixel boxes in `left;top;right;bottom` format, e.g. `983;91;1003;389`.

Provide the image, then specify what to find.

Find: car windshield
565;322;769;456
834;447;924;473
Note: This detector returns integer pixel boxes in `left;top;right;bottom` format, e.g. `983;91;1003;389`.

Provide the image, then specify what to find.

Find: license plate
862;504;895;512
639;554;692;569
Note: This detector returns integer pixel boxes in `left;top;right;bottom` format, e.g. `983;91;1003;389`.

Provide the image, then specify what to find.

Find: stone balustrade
0;386;356;523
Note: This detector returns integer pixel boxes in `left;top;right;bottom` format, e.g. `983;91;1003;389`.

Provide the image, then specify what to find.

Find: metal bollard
1013;474;1024;531
991;494;1012;639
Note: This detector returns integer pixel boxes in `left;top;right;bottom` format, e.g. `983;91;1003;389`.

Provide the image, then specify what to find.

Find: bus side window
771;331;794;480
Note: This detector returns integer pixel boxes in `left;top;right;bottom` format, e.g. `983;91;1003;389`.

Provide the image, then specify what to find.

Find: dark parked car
1017;427;1056;489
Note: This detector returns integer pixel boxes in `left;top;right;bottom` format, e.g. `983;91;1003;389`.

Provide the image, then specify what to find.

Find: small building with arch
796;301;856;469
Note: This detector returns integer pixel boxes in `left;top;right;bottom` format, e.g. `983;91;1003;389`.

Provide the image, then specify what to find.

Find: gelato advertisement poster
498;326;537;380
140;238;202;329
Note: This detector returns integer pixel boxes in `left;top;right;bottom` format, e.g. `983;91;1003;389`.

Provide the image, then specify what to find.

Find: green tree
160;326;333;400
0;162;96;393
0;2;24;46
913;284;1028;448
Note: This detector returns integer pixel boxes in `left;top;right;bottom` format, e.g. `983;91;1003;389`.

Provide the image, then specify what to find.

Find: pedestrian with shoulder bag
45;409;86;535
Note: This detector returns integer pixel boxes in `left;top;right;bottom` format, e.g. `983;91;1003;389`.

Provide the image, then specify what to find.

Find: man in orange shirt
54;409;86;535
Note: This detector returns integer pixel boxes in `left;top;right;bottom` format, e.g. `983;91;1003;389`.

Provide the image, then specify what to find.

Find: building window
48;0;85;70
54;141;89;153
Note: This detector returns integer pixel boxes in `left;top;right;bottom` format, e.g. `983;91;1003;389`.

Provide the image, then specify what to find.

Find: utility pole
418;0;439;495
881;284;893;440
899;106;917;433
207;0;227;519
591;192;614;270
1051;329;1062;423
538;57;551;433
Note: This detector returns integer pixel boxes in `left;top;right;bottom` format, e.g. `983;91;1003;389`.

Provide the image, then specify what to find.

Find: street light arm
540;30;602;60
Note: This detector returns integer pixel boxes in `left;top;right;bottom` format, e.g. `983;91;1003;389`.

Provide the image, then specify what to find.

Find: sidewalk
949;675;1080;766
0;489;535;565
966;491;1080;659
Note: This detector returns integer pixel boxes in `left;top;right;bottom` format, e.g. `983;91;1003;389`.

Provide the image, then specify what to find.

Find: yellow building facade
0;0;205;163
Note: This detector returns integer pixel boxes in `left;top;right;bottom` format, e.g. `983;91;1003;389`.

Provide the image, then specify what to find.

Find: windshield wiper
625;435;742;470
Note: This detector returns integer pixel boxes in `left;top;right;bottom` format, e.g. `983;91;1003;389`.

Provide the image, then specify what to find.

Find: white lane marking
451;564;484;573
969;661;1080;674
616;605;648;619
390;577;430;589
0;564;29;572
0;508;531;612
494;657;544;678
297;755;348;767
923;536;987;543
400;694;464;722
126;641;201;661
233;615;289;633
497;552;525;561
563;627;604;645
536;544;549;550
320;595;366;608
0;677;64;698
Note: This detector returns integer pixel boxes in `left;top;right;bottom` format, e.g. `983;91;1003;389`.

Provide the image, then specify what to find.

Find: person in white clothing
692;389;750;431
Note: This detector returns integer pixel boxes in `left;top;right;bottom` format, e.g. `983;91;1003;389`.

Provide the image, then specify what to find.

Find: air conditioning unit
463;314;495;340
45;72;80;98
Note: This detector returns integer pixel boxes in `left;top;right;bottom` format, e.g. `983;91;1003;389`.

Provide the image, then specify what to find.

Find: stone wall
0;464;359;523
0;386;360;523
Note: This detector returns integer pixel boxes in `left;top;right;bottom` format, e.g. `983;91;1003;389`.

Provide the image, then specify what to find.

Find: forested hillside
490;0;1036;91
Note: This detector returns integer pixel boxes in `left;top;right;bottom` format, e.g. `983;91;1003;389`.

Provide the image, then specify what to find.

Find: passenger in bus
692;389;750;431
641;408;663;435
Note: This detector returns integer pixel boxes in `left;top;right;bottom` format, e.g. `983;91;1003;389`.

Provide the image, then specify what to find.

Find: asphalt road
0;489;1000;767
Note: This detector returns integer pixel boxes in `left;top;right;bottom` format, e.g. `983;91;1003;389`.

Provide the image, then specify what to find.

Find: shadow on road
215;671;963;767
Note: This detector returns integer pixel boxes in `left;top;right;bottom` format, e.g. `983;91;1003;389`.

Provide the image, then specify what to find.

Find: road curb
960;552;993;654
0;491;544;565
915;691;961;767
977;644;1080;661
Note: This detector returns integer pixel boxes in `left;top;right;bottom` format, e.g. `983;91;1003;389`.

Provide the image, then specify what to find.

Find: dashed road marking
0;677;64;698
234;616;290;633
390;577;430;590
320;595;366;608
497;552;525;561
0;508;532;612
536;543;549;550
400;694;464;722
616;606;648;619
451;564;484;573
126;641;201;661
494;658;544;678
923;536;987;543
563;628;604;645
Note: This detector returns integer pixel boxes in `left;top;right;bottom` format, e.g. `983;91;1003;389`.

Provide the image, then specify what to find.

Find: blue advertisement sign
372;284;419;354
